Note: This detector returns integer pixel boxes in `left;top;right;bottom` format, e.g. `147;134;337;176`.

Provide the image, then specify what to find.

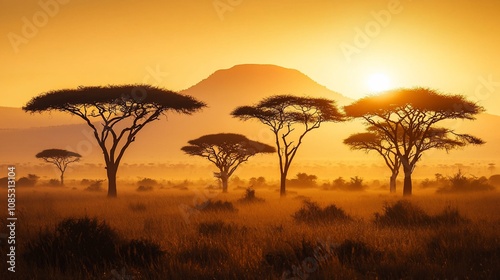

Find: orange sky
1;0;500;114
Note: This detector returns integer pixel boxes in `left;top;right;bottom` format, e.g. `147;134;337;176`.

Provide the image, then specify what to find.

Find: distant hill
0;64;498;171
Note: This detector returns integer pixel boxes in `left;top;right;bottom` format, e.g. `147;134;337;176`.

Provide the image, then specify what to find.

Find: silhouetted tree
232;95;344;196
24;85;205;197
344;126;400;193
181;133;275;192
35;149;82;185
344;88;484;196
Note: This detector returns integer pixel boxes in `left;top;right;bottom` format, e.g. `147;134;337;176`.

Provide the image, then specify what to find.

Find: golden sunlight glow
366;73;392;93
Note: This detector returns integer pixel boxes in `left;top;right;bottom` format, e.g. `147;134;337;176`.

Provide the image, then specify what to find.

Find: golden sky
1;0;500;114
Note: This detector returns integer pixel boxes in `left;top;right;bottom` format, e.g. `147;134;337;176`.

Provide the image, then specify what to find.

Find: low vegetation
5;182;499;279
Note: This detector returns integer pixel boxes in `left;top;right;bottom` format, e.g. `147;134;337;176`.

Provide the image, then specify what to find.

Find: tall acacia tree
181;133;275;192
344;88;485;196
344;125;400;193
35;149;82;186
232;95;344;197
24;85;206;197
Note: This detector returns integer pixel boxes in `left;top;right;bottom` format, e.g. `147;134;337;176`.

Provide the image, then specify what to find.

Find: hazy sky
1;0;500;114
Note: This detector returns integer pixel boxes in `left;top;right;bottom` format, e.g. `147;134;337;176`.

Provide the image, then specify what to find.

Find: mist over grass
2;181;499;279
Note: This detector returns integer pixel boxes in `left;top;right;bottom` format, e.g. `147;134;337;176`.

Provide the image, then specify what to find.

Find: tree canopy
36;149;82;185
344;87;485;195
24;85;206;197
181;133;275;192
232;95;344;196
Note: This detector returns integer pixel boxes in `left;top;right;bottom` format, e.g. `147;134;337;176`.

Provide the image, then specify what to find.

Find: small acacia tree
344;125;401;193
344;87;485;196
232;95;344;197
181;133;275;192
24;85;206;197
36;149;82;185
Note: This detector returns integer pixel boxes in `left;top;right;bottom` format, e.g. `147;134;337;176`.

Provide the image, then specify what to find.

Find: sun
366;73;392;93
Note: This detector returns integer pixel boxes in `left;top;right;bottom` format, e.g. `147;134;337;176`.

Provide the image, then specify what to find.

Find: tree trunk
280;173;287;197
221;174;228;193
60;172;64;186
389;173;397;193
107;164;118;198
403;165;412;196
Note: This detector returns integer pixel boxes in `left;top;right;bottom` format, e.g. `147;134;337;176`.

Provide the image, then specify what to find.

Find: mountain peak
182;64;351;106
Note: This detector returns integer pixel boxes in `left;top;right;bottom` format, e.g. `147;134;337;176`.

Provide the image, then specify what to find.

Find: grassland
1;183;499;279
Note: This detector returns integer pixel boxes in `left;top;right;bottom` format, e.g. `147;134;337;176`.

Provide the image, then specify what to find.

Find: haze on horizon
1;0;500;115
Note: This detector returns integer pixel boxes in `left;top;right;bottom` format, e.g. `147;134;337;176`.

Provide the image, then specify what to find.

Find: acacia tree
35;149;82;185
344;88;485;196
344;125;400;193
181;133;275;192
24;85;206;197
232;95;344;197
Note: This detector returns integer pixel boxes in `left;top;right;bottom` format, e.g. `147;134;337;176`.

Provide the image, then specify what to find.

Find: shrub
375;200;432;226
196;200;237;212
287;173;318;188
137;178;158;187
198;220;235;236
23;217;165;273
426;228;500;278
17;174;39;187
23;217;119;271
293;200;351;224
375;200;468;227
335;239;382;273
237;188;265;203
47;178;61;186
323;176;366;191
119;239;165;267
84;180;104;192
137;185;154;192
436;170;494;193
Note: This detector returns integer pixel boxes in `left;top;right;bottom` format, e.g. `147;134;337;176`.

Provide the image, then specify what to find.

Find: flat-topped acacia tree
344;87;485;196
24;85;206;197
35;149;81;186
181;133;275;192
232;95;344;197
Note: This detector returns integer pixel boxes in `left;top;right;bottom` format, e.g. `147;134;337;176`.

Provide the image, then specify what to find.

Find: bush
436;170;494;193
119;239;165;266
137;178;158;187
84;180;104;192
23;217;165;273
23;217;119;271
196;200;237;212
198;220;236;236
335;239;382;273
287;173;317;188
426;228;500;278
17;174;39;187
237;188;265;203
47;179;61;186
137;185;154;192
323;176;366;191
293;200;351;224
375;200;468;227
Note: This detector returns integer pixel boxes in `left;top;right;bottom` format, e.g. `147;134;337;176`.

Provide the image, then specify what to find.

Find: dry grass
1;185;499;279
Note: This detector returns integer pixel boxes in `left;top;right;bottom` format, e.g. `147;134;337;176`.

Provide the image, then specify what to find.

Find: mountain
0;64;498;177
181;64;352;110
